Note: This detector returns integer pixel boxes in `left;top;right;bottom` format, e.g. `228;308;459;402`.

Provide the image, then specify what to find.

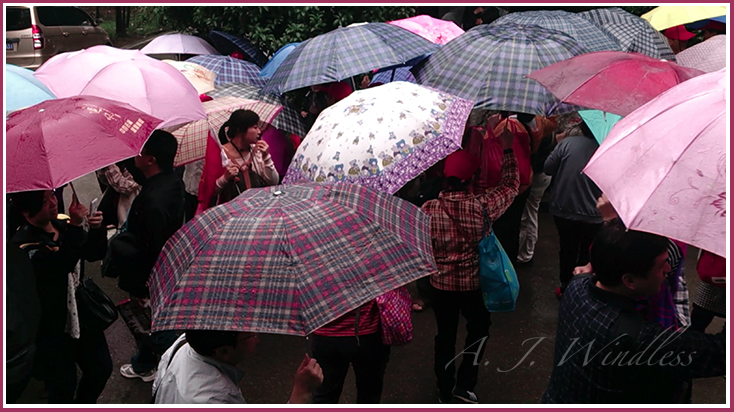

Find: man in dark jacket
118;130;186;382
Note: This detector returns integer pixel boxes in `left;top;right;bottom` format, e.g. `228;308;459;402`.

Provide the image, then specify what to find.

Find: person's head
218;109;261;146
590;219;670;297
135;130;178;177
556;112;593;140
185;329;259;366
664;25;694;54
323;81;353;106
443;149;479;192
702;21;726;40
10;190;57;227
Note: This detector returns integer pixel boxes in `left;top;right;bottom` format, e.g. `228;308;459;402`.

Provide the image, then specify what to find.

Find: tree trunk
115;7;127;36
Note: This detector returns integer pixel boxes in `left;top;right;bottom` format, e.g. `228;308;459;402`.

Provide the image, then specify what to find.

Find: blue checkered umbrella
412;23;587;116
579;7;676;61
261;23;439;95
371;67;416;85
186;55;266;87
491;10;621;52
208;82;307;137
208;30;269;68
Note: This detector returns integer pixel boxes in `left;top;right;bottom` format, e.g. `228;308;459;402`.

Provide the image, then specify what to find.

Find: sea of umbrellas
5;6;727;336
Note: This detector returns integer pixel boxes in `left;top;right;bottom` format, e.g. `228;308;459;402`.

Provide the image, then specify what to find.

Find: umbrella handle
305;335;313;358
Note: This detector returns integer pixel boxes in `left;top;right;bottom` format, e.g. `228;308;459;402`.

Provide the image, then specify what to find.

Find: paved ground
15;172;727;404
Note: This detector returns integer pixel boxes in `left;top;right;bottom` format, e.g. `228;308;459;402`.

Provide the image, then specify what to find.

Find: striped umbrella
579;7;676;61
186;55;266;87
208;30;269;68
149;182;437;335
171;96;282;167
208;82;307;137
261;23;439;95
413;23;587;116
490;10;621;52
676;35;726;73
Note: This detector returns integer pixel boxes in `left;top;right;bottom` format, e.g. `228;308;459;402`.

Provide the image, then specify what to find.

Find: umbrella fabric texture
79;59;206;129
259;42;301;78
208;30;269;68
6;95;163;193
676;35;727;73
578;110;622;144
186;55;267;87
583;69;727;257
371;67;416;85
579;7;676;61
528;51;705;116
282;81;473;195
33;45;152;97
491;10;621;52
6;64;56;113
261;23;440;95
208;82;307;137
140;33;219;55
387;14;464;45
149;182;438;335
685;15;726;29
641;6;728;31
412;23;587;116
172;96;283;167
163;60;217;94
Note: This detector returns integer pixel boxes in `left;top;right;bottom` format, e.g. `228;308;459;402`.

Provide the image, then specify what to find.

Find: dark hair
218;110;260;145
444;176;472;192
590;219;670;288
143;130;178;173
9;190;46;218
185;329;238;357
579;119;594;140
517;112;535;125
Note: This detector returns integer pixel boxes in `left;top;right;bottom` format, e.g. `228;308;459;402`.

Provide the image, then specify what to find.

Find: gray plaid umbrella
208;30;269;68
491;10;621;52
186;55;267;87
413;23;587;116
579;7;676;61
261;23;440;95
208;82;306;137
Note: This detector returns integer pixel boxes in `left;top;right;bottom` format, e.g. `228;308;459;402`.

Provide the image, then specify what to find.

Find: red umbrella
527;51;705;116
6;95;163;193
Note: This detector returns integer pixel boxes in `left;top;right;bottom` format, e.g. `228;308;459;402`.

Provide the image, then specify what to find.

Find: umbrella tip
273;190;283;196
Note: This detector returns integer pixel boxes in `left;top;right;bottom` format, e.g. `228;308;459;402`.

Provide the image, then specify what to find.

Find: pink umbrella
140;33;219;55
388;15;464;45
676;35;726;73
6;95;163;193
33;45;151;97
527;51;705;116
583;69;727;257
79;59;207;128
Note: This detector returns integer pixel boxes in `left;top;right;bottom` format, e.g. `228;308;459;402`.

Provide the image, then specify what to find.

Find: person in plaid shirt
422;128;519;404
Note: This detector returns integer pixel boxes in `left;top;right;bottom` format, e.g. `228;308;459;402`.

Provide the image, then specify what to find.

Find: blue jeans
131;330;180;373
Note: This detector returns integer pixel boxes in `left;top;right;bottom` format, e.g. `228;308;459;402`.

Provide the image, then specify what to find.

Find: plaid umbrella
172;96;282;167
208;82;307;137
579;7;677;61
412;23;587;116
149;183;438;335
208;30;269;68
261;23;440;95
186;55;266;87
676;35;726;73
371;67;416;85
491;10;621;52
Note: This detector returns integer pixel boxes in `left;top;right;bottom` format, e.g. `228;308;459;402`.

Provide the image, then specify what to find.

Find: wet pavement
15;172;727;404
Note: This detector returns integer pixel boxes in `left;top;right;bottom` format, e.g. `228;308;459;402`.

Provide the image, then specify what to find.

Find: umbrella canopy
186;55;267;87
387;14;464;45
579;7;676;61
6;64;56;114
676;35;727;73
208;82;307;137
282;81;473;195
172;96;283;167
641;6;728;31
261;23;440;95
413;23;587;116
491;10;621;52
583;69;727;257
163;60;217;94
578;110;623;144
258;42;301;79
79;59;207;129
371;67;416;85
6;95;163;193
684;15;726;29
33;45;152;97
149;182;438;335
140;33;219;55
528;51;705;116
208;30;269;68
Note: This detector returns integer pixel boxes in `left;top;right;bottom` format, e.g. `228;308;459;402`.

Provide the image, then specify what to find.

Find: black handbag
101;231;140;279
76;277;118;331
